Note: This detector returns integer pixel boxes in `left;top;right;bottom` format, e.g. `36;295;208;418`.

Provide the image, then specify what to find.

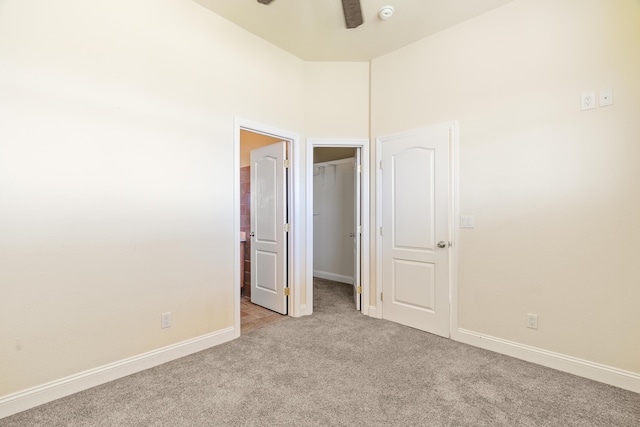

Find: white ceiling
193;0;516;61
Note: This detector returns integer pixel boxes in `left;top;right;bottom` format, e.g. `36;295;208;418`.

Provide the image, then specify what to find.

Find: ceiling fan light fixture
378;6;395;20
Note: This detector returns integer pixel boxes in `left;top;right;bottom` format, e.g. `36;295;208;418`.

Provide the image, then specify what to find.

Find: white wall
371;0;640;374
0;0;304;398
304;62;370;139
313;158;355;283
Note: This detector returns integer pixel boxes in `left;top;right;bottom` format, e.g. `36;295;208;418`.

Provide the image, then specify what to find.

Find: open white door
250;141;288;315
353;151;362;311
380;125;451;337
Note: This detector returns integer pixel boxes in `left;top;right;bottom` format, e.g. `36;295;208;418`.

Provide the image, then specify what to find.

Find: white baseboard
454;328;640;394
0;327;237;419
313;271;353;284
367;305;380;319
299;304;312;316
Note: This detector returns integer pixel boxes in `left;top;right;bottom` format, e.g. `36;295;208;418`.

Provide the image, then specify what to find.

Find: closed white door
353;152;361;310
380;125;451;337
250;142;288;315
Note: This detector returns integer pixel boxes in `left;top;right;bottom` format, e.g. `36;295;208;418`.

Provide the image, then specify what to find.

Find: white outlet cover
527;313;538;329
581;91;596;110
599;89;613;107
161;312;172;329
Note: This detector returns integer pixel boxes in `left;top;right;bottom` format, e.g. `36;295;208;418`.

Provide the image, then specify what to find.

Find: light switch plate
460;215;475;228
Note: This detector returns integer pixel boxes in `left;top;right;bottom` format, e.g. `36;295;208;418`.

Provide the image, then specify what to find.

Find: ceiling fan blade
342;0;363;29
257;0;274;4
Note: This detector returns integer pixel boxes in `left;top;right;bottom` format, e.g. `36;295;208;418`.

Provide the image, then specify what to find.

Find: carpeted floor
2;278;639;426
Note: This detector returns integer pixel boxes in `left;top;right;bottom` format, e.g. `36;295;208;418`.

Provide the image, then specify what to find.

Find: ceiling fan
257;0;364;29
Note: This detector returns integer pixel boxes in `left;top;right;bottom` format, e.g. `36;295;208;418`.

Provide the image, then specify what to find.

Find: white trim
453;328;640;393
313;270;353;285
233;120;242;339
374;137;383;319
449;123;460;338
0;328;236;419
306;138;370;316
234;118;302;318
368;305;379;318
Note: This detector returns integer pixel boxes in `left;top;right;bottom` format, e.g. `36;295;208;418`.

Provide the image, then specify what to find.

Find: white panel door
250;142;287;315
353;152;361;311
380;125;450;336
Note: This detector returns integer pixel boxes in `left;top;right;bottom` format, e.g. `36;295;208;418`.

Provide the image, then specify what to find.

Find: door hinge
284;159;290;168
284;223;290;232
357;164;362;173
379;160;383;170
357;286;362;294
357;225;362;234
380;226;383;236
284;288;291;296
380;292;383;302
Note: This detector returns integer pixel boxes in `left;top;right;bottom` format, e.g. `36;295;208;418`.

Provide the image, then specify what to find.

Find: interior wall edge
453;328;640;394
0;327;236;420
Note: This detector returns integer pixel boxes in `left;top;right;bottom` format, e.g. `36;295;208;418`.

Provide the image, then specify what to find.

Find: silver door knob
437;241;447;248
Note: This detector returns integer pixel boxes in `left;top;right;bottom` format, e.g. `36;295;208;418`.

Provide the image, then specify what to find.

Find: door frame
374;122;459;335
234;118;303;338
305;138;370;316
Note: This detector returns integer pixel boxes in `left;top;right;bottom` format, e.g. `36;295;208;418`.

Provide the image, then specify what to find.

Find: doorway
238;130;283;302
306;139;370;316
312;150;357;309
234;118;301;337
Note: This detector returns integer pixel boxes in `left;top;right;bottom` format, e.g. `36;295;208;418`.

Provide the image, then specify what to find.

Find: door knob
437;241;448;248
349;232;356;237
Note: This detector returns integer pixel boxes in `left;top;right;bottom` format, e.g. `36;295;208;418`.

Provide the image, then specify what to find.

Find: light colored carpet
3;278;639;426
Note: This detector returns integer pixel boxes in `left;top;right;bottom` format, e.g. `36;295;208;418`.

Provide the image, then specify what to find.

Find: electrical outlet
527;313;538;330
161;312;172;329
581;91;597;110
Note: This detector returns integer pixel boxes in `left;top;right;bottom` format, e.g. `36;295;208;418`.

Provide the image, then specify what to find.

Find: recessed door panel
255;250;277;293
392;259;435;312
392;148;435;252
255;156;278;243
